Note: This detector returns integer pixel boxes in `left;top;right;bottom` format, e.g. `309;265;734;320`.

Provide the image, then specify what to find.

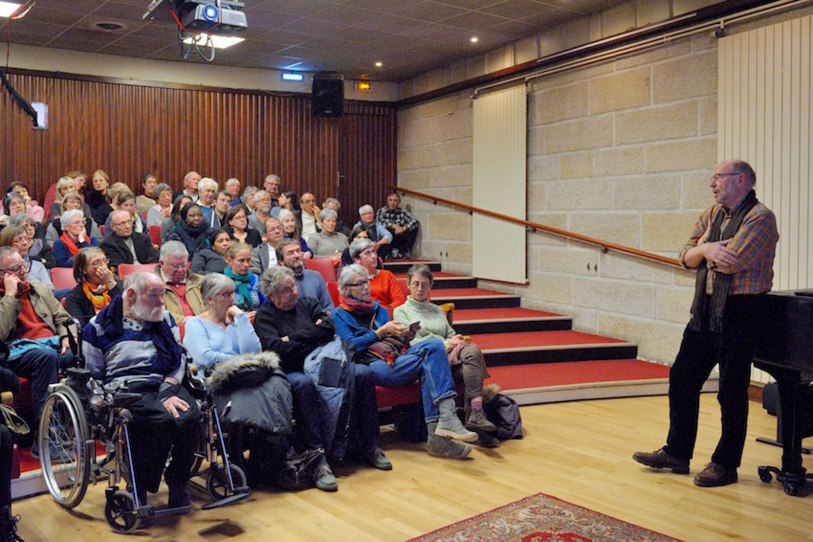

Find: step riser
483;345;639;367
432;297;521;309
427;278;478;289
385;261;442;273
455;319;572;334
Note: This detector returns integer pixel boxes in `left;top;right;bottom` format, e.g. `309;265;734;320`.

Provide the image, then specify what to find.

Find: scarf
689;190;759;333
224;267;256;311
0;279;30;299
59;231;81;256
174;220;209;255
82;282;111;313
339;296;377;314
95;294;182;375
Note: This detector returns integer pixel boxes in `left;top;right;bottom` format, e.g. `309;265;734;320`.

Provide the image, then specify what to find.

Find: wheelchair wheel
207;463;247;500
39;385;90;509
105;490;141;533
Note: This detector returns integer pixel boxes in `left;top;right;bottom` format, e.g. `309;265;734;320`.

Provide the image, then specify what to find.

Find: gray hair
0;246;18;262
275;238;300;263
242;186;258;199
60;209;84;228
225;178;240;190
277;208;294;223
160;240;189;260
199;178;218;192
358;204;374;216
349;237;374;260
200;274;235;307
338;264;368;296
123;271;162;297
264;174;280;184
319;208;337;221
323;197;340;209
407;264;434;286
153;183;172;197
9;214;35;229
260;265;295;298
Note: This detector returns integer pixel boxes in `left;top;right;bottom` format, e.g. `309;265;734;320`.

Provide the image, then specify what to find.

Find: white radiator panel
719;15;813;384
472;85;527;284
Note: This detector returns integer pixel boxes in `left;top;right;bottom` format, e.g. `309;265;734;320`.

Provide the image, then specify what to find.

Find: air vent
93;21;125;32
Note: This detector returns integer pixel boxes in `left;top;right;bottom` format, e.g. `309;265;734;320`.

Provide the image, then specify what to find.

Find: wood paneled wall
0;70;396;226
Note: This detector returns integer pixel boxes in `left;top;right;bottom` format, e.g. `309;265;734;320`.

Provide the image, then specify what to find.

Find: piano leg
755;363;812;496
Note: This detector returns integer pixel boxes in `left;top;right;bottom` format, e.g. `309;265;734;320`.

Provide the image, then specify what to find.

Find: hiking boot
0;509;24;542
435;399;478;442
693;462;737;487
465;408;496;433
632;447;689;474
426;422;472;460
473;430;500;448
364;448;393;471
313;464;338;492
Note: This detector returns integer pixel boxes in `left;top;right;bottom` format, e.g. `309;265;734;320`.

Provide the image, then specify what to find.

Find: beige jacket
0;281;73;342
156;265;206;324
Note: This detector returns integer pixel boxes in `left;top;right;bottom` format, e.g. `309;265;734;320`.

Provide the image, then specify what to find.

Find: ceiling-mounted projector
144;0;247;34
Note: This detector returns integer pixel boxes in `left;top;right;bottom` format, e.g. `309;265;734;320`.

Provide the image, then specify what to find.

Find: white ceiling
1;0;632;82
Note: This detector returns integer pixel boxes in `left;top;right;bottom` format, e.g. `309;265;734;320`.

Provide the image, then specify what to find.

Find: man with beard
248;190;273;234
83;272;199;509
100;209;159;269
277;239;333;313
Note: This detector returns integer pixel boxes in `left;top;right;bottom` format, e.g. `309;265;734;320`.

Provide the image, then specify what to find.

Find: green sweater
393;296;456;347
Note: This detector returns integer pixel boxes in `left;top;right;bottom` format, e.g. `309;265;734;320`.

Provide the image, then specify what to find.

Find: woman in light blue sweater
182;274;261;371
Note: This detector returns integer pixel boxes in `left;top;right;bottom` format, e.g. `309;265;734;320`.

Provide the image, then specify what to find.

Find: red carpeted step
484;359;670;390
430;288;520;309
384;259;441;273
453;307;572;334
471;330;638;366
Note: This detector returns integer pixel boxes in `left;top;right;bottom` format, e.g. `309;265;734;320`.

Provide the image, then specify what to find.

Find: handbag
366;320;420;366
0;404;30;435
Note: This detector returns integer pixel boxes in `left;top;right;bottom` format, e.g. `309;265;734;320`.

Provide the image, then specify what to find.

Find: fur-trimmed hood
206;350;282;389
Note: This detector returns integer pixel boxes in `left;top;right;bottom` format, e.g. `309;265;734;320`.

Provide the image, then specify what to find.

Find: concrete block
528;155;561;182
570;212;640;247
437;141;460;167
515;36;539;64
564;19;591;49
674;0;719;16
617;101;699;144
698;95;717;135
457;138;473;164
528;181;546;211
547;179;615;210
561;152;594;179
467;57;486;79
526;271;572;305
422;95;458;119
536;246;597;276
595;147;644;177
539;28;567;57
448;60;468;85
399;117;441;148
454;186;473;205
681;171;715;209
445;241;472;263
615;174;681;210
591;67;651;114
641;211;699;252
427;213;470;242
652;51;716;103
674;267;696;286
637;0;670;27
645;138;717;172
528;125;545;155
397;169;428;190
615;41;691;71
440;108;472;141
603;3;636;36
572;277;656;318
598;313;684;363
527;213;569;246
534;81;589;124
429;164;472;188
599;252;675;284
486;47;513;73
657;285;695;324
546;115;613;154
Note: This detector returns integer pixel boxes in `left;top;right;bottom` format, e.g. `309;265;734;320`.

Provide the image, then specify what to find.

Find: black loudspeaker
312;72;344;117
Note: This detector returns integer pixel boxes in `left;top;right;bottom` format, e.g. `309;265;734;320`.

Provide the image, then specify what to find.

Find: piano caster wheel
758;466;773;483
783;482;800;496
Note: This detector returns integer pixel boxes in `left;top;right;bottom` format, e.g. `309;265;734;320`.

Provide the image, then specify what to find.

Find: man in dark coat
100;209;159;270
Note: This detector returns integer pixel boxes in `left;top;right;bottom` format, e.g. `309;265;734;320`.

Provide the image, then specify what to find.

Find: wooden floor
13;394;813;541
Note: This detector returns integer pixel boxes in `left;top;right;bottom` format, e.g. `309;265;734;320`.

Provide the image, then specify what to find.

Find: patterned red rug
409;493;681;542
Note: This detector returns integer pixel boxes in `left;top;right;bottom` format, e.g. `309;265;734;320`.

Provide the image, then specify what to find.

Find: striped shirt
679;200;779;295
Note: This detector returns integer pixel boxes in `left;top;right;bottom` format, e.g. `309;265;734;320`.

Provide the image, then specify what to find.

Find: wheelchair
37;347;250;533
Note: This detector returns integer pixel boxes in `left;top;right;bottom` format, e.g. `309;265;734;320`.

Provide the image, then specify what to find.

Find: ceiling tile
395;1;469;23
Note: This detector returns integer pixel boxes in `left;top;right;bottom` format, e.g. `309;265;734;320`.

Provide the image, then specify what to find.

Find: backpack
483;386;523;440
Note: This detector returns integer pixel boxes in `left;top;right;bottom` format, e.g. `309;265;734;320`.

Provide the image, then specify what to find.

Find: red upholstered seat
148;224;162;247
50;267;77;290
327;281;340;307
305;257;337;283
117;263;157;279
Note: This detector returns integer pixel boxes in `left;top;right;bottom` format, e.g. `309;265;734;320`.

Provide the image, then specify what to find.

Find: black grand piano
753;289;813;496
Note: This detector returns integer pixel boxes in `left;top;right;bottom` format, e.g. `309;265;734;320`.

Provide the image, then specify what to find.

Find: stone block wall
397;32;721;364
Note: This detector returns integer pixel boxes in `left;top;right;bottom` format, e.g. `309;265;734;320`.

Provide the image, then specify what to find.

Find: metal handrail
393;186;683;269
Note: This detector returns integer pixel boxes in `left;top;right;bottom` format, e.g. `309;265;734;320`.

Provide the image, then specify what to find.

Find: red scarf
340;296;377;313
0;281;52;340
59;231;81;256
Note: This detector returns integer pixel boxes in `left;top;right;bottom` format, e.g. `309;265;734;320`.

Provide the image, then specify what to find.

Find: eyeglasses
215;291;235;299
89;259;110;269
0;263;26;275
348;279;370;288
711;172;740;182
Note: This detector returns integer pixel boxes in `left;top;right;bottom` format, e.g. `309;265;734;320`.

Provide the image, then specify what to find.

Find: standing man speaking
634;159;779;487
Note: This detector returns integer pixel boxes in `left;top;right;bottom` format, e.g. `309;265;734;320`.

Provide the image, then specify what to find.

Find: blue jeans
287;371;325;452
368;338;455;422
5;347;70;422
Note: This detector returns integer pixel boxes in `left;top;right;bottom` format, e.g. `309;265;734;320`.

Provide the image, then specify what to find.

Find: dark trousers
0;425;11;508
352;364;380;454
381;225;419;258
287;372;325;452
126;382;201;495
6;347;70;422
664;295;761;469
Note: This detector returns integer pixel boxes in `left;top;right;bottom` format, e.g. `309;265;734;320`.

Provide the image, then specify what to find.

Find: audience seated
93;182;129;228
0;226;53;290
225;178;243;207
83;272;199;508
0;194;32;231
322;197;350;237
277;239;333;313
10;215;53;269
353;204;391;257
299;192;320;240
307;208;348;267
279;209;312;259
0;246;74;457
212;190;231;229
49;177;92;225
331;264;477;459
100;209;160;270
197;178;219;228
166;203;210;257
241;186;258;215
191;228;231;275
224;242;264;316
147;183;174;228
347;238;405;310
53;210;100;268
6;182;44;224
172;170;200;204
103;191;147;236
156;241;205;325
64;247;122;327
263;174;281;207
45;192;103;246
162;195;194;242
250;216;284;276
225;204;262;247
136;173;158;214
376;192;419;260
85;169;109;216
247;190;273;234
276;190;299;224
0;345;23;541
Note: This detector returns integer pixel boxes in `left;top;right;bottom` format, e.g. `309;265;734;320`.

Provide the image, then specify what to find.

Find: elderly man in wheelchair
82;271;200;513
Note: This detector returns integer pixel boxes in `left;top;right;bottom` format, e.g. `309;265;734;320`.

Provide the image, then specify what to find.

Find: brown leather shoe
632;447;690;474
693;462;737;487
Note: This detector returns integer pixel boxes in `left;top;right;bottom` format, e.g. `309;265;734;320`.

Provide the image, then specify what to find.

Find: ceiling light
182;33;244;49
374;61;383;68
470;36;479;43
282;72;304;82
0;2;21;18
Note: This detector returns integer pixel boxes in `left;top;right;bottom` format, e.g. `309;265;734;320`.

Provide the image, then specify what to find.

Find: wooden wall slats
1;71;396;227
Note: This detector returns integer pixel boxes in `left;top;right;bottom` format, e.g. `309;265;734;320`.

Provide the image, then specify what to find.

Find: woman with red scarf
64;247;122;327
53;210;99;267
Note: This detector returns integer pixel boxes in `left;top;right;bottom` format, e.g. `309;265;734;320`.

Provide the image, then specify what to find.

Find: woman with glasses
224;204;261;248
44;192;103;247
347;237;405;309
8;214;52;269
53;209;100;267
0;225;53;290
64;247;121;327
